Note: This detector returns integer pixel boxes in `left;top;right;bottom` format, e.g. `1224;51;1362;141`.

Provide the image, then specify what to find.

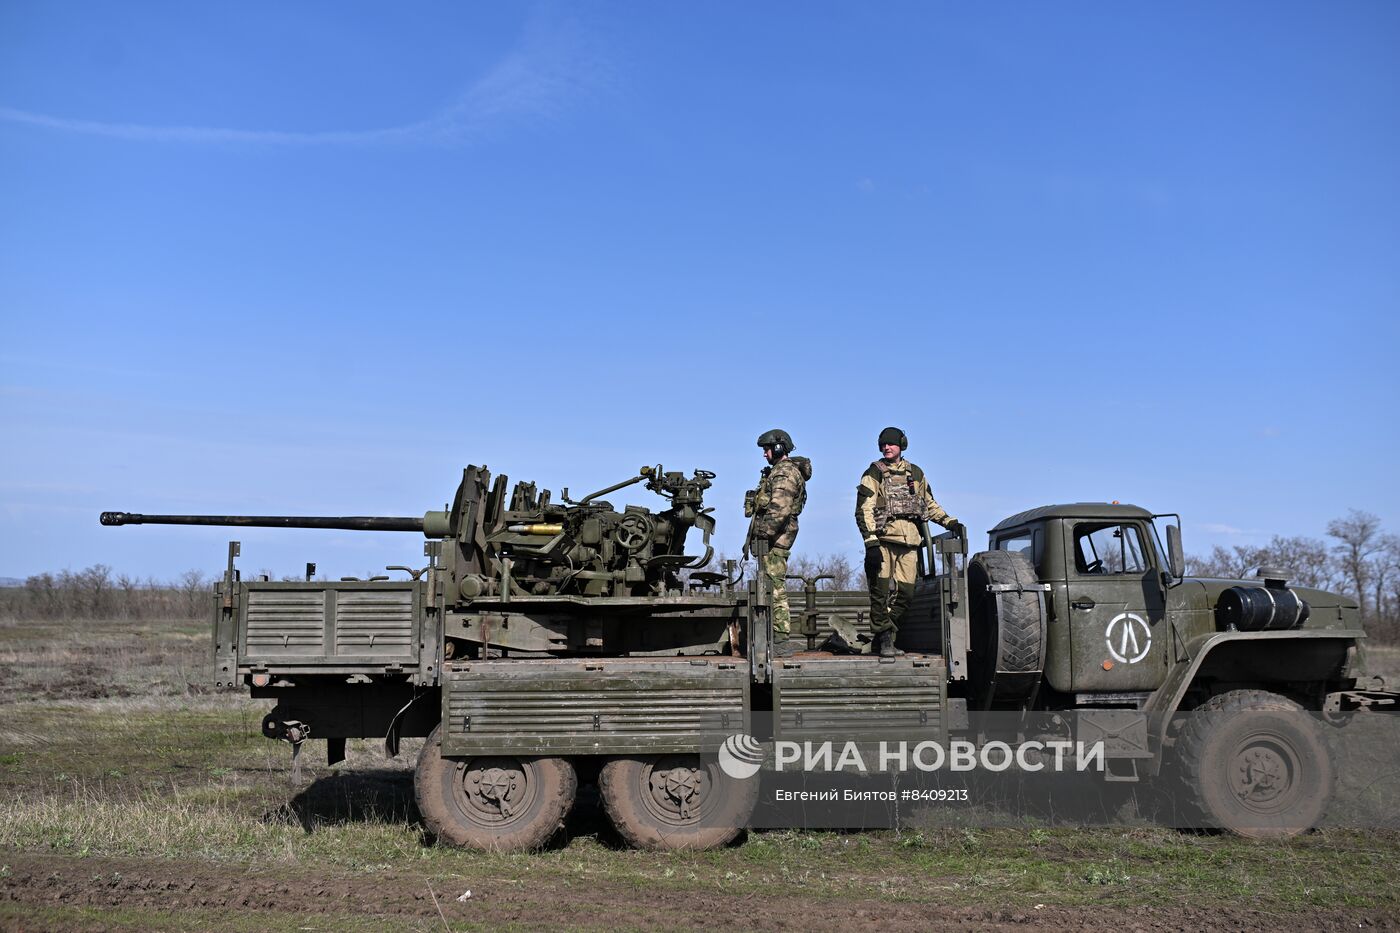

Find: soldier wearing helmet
856;427;962;657
746;429;812;655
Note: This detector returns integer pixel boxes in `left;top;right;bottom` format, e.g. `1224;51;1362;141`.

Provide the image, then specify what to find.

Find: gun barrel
100;512;425;532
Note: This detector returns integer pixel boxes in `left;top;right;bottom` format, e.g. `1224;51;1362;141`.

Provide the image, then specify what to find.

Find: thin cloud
0;15;607;147
1199;522;1265;537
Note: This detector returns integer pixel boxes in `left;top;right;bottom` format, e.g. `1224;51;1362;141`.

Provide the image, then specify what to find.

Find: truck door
1064;521;1166;691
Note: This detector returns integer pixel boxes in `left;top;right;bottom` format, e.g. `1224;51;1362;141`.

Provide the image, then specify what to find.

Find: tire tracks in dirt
1;853;1397;931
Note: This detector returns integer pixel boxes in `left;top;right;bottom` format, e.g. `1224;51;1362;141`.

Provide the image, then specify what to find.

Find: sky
1;1;1397;582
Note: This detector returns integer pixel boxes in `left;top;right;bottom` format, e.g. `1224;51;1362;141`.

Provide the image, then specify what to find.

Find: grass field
1;616;1398;931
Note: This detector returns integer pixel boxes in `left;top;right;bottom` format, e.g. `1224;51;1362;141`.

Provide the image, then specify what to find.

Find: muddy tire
1174;690;1333;838
966;550;1045;709
599;754;757;851
414;723;576;851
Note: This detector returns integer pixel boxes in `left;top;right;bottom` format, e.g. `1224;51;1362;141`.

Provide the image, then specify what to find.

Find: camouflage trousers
865;542;918;635
763;546;793;639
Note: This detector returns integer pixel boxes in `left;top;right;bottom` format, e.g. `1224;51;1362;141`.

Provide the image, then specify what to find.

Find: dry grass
3;779;1399;912
0;781;423;867
1365;644;1400;683
2;614;1399;920
0;614;209;704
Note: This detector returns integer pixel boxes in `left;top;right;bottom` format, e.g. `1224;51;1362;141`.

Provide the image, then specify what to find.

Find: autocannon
103;464;739;659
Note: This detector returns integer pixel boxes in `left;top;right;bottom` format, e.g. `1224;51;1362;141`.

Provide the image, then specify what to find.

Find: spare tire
966;550;1046;710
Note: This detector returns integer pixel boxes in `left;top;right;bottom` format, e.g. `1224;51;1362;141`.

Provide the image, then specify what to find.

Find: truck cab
983;503;1366;711
989;504;1172;697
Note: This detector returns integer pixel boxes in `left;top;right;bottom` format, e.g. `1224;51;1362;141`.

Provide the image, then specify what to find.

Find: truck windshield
1074;523;1147;574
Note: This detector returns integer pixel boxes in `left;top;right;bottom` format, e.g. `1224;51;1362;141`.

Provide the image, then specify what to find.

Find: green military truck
102;464;1396;849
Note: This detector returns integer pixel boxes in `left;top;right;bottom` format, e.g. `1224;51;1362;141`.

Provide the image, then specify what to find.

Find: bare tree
1328;510;1383;623
1185;545;1263;579
1372;534;1400;637
117;572;141;620
1381;535;1400;646
1190;534;1340;590
78;564;114;618
1258;535;1335;589
23;572;60;619
786;553;855;590
180;570;209;618
821;553;855;590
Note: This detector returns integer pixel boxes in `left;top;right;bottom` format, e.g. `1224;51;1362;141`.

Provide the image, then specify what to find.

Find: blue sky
2;1;1397;581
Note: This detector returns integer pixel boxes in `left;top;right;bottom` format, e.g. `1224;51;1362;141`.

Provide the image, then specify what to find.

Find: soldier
746;429;812;656
856;426;962;658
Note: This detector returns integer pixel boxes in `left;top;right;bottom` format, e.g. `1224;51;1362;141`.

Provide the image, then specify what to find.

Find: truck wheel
414;723;576;851
966;550;1045;708
1174;690;1333;838
599;754;757;850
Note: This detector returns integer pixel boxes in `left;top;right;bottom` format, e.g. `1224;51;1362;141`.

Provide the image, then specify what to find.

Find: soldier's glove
947;520;965;538
864;544;883;579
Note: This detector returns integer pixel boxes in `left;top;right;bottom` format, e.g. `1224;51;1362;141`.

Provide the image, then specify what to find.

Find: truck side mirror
1166;524;1185;579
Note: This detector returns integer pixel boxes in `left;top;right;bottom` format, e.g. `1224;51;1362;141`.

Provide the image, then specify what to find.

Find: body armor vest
872;460;926;532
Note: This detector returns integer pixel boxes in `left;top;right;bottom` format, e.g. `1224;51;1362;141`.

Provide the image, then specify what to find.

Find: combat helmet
878;426;908;450
756;429;795;457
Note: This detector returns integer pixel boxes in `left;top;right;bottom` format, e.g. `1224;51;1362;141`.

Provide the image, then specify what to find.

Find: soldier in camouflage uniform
856;427;962;657
746;429;812;655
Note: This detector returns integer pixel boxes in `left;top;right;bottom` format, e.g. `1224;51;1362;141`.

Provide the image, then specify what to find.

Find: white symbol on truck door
1105;612;1151;664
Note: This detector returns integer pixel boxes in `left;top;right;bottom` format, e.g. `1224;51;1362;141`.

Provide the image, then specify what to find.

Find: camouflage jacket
750;456;811;549
855;457;953;547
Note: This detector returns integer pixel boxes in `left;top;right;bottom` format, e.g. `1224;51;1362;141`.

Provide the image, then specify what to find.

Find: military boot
772;639;799;658
873;630;904;658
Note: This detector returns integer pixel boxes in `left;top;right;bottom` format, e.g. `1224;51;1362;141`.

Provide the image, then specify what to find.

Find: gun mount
104;464;737;658
482;464;720;600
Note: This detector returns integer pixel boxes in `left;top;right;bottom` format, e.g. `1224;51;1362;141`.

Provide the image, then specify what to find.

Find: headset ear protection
877;427;908;450
757;429;794;457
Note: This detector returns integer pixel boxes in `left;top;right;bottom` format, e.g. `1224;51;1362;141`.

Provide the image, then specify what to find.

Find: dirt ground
3;622;1398;931
2;851;1396;932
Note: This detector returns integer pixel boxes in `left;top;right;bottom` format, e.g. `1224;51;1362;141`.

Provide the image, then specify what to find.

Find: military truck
102;464;1395;849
